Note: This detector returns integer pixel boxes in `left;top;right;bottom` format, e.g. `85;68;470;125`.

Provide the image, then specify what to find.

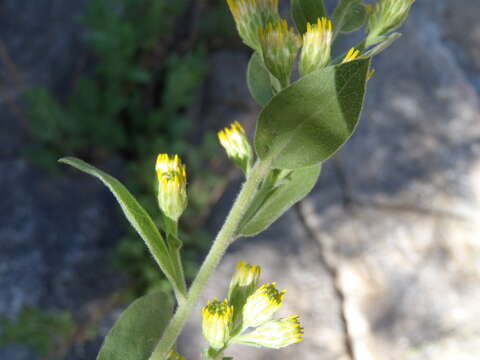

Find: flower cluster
201;262;303;354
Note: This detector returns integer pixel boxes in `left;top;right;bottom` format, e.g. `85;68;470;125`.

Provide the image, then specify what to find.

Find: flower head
228;261;261;326
367;0;415;43
233;315;304;349
342;48;360;63
242;282;286;328
202;298;234;350
258;19;301;87
299;17;333;75
227;0;280;51
218;121;253;174
156;154;187;221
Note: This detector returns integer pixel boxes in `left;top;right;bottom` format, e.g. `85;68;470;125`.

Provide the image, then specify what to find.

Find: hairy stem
149;159;271;360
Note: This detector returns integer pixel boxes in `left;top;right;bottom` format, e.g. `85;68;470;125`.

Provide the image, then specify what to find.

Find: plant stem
149;159;271;360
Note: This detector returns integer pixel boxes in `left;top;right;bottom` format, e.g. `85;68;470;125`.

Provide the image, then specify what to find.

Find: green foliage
333;0;368;36
291;0;327;34
254;59;371;169
239;164;321;237
97;291;173;360
247;52;275;106
0;307;75;356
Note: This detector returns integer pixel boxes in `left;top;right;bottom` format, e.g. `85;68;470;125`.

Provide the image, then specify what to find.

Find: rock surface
179;1;480;360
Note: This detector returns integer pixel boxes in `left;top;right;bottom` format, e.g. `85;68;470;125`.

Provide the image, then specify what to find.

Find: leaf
291;0;327;34
362;33;402;58
333;0;367;36
247;52;274;106
254;59;370;170
239;164;321;237
97;291;173;360
59;157;181;292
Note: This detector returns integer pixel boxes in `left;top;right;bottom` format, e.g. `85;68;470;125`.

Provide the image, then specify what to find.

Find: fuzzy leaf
59;157;181;291
333;0;367;35
97;291;172;360
247;52;274;106
254;59;370;169
239;164;321;237
291;0;327;34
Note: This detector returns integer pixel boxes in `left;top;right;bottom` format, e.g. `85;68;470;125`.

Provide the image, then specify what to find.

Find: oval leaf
59;157;183;294
291;0;327;34
254;59;371;170
247;52;274;106
97;291;173;360
239;164;321;237
333;0;366;36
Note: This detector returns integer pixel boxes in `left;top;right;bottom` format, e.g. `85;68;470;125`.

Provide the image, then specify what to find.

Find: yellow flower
258;19;301;87
202;298;234;350
166;349;187;360
242;282;286;328
342;48;360;63
228;261;261;327
156;154;187;221
367;0;415;45
226;0;279;51
299;17;333;75
218;121;253;174
233;315;304;349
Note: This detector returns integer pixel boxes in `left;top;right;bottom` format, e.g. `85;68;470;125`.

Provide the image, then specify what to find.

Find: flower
226;0;280;51
156;154;188;221
258;19;301;87
233;315;304;349
202;299;234;350
228;261;261;326
342;47;360;63
367;0;415;45
242;282;286;328
166;349;187;360
299;17;333;75
218;121;253;174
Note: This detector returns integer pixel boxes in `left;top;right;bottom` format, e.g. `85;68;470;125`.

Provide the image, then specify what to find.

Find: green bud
299;17;333;76
156;154;188;222
226;0;280;52
242;282;285;328
367;0;415;45
202;299;234;350
218;122;253;175
259;20;301;88
233;315;304;349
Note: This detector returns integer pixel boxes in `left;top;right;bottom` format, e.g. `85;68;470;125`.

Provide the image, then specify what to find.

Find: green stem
149;159;271;360
164;216;188;304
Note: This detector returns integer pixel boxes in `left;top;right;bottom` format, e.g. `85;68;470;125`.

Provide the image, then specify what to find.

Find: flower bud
227;0;280;51
228;261;261;325
156;154;188;222
242;282;285;328
218;121;253;174
299;17;333;75
233;315;304;349
367;0;415;44
342;47;360;63
202;299;234;350
167;349;187;360
258;20;301;87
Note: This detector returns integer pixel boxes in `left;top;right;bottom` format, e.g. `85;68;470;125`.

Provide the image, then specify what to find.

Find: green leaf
59;157;183;295
254;59;370;169
247;52;274;106
333;0;367;36
291;0;327;34
362;33;402;57
239;164;321;237
97;291;173;360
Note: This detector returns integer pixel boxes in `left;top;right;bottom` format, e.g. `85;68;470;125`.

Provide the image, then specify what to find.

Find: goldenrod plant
59;0;414;358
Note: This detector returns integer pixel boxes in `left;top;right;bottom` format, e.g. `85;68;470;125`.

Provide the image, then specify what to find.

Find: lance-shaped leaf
333;0;367;36
291;0;327;34
97;291;172;360
59;157;184;296
247;52;274;106
239;164;321;237
254;59;370;170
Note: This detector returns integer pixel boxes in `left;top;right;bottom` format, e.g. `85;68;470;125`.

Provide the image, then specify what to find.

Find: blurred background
0;0;479;359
